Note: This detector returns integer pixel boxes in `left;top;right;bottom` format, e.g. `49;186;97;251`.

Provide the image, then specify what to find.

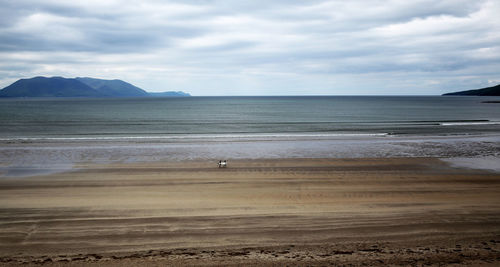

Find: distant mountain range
443;84;500;96
149;91;191;97
0;76;190;98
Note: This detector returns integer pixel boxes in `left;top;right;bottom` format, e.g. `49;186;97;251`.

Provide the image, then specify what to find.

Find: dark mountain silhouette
0;76;190;98
0;77;102;97
75;77;149;97
443;84;500;96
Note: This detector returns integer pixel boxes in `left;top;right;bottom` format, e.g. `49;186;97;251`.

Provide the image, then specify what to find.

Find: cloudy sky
0;0;499;95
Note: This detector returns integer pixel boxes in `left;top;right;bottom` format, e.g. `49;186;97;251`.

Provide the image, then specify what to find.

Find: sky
0;0;499;96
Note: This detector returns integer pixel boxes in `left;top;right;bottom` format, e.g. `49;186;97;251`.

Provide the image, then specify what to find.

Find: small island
0;76;190;98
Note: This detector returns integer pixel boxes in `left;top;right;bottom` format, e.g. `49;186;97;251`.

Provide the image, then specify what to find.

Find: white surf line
440;121;500;126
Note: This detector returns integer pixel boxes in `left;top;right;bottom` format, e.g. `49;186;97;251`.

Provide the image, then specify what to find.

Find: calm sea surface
1;96;500;140
1;96;500;176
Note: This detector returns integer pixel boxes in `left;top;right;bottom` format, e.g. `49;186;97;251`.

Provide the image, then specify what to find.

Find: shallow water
1;96;499;177
1;134;499;177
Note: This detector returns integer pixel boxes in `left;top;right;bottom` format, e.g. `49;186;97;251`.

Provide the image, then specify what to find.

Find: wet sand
1;158;500;266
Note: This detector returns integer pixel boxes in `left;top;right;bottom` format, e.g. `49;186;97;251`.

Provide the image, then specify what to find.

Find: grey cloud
0;0;499;95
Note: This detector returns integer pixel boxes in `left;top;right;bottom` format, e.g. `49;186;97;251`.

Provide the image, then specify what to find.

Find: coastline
1;157;500;266
1;133;499;178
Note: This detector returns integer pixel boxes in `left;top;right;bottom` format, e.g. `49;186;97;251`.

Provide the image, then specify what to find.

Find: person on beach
218;160;227;168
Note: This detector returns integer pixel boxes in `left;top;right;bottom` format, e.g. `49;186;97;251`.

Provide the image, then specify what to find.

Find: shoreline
1;132;499;143
1;157;500;266
1;133;499;178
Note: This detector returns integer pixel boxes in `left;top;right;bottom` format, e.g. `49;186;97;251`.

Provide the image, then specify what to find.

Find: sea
1;96;500;176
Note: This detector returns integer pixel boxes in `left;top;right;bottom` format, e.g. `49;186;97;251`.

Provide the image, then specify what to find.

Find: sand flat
0;158;500;266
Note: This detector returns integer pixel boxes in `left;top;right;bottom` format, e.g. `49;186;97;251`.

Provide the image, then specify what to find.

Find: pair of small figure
218;160;227;168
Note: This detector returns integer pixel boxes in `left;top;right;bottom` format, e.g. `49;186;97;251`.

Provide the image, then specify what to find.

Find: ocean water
1;96;500;140
1;96;500;176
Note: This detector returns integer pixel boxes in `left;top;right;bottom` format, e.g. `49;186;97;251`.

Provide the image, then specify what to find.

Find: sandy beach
0;157;499;266
2;0;500;264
